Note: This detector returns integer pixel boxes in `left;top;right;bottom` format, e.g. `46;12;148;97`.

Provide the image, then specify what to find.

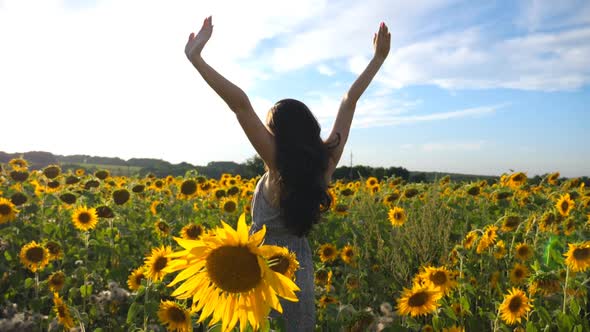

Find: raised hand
185;16;213;63
373;22;391;61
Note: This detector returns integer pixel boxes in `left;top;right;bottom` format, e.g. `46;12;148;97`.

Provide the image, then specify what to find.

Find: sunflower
529;273;560;297
144;245;173;282
514;243;533;261
155;220;171;236
476;225;498;254
157;300;192;332
43;165;61;179
163;213;299;332
75;168;85;176
0;197;19;224
556;193;575;217
318;295;338;307
112;189;130;205
340;245;356;265
396;284;442;317
45;241;63;260
508;172;527;189
9;158;29;170
498;288;532;325
418;266;458;296
261;245;299;280
127;267;146;291
19;241;50;272
563;241;590;272
509;263;529;285
315;269;332;286
501;215;521;232
345;276;359;290
366;177;379;188
48;271;66;292
179;179;198;198
219;197;238;214
333;203;349;216
150;200;162;215
388;207;406;227
547;172;560;185
71;206;99;231
53;293;75;329
463;231;478;250
494;240;507;259
319;243;339;263
442;326;465;332
181;223;205;240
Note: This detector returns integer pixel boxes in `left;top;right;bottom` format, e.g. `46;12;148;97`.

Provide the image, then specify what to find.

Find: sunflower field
0;158;589;332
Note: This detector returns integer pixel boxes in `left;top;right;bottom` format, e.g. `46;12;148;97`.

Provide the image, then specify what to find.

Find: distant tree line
1;151;588;185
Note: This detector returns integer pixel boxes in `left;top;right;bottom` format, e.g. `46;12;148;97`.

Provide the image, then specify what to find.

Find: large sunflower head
71;206;99;231
43;165;61;179
463;231;478;249
144;245;173;282
0;197;19;224
9;158;29;170
112;189;131;205
318;243;339;263
164;213;299;332
19;241;50;272
157;300;192;332
498;288;533;325
556;193;575;217
396;284;443;317
388;206;406;227
564;241;590;272
508;172;527;189
179;179;198;198
501;215;521;232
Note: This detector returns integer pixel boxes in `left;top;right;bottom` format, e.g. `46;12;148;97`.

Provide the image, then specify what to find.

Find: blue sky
0;0;589;177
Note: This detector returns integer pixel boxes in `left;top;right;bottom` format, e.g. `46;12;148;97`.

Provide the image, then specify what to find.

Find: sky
1;0;589;177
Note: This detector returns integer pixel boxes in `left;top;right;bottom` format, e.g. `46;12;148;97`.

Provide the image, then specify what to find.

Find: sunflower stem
144;279;151;331
562;266;569;314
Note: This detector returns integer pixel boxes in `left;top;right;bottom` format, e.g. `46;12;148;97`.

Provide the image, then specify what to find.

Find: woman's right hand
185;16;213;63
373;22;391;61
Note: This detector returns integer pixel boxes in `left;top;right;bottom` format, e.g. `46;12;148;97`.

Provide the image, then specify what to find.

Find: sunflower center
57;305;67;317
431;271;447;285
154;256;168;272
135;273;145;285
344;249;354;258
561;201;569;211
514;268;524;278
206;245;261;293
518;246;530;257
0;204;11;215
223;201;237;213
394;212;403;220
186;225;203;239
181;181;197;196
78;212;91;224
26;247;45;263
50;274;65;286
408;291;429;307
322;247;335;257
167;306;186;323
508;296;523;313
269;255;290;275
573;247;590;260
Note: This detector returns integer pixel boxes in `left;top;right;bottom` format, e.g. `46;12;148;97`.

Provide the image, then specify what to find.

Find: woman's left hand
185;16;213;63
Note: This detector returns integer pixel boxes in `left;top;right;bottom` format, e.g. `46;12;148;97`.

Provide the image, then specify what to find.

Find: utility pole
348;151;353;179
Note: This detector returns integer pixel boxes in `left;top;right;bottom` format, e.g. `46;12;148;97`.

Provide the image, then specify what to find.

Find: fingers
188;32;195;42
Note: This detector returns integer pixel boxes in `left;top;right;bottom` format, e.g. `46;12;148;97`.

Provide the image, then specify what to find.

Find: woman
185;16;390;331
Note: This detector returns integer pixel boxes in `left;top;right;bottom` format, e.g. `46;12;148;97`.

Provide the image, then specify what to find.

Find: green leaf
80;284;93;298
24;277;34;289
126;302;142;324
526;321;539;332
569;299;581;317
557;312;574;332
4;250;12;261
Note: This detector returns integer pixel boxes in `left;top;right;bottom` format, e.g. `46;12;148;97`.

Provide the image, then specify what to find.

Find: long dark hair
266;99;340;237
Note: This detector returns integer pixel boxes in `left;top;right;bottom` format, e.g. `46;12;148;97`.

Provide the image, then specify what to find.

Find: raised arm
326;22;390;172
185;16;276;169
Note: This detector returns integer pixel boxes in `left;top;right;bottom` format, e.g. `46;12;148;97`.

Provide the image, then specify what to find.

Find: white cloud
317;64;335;76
